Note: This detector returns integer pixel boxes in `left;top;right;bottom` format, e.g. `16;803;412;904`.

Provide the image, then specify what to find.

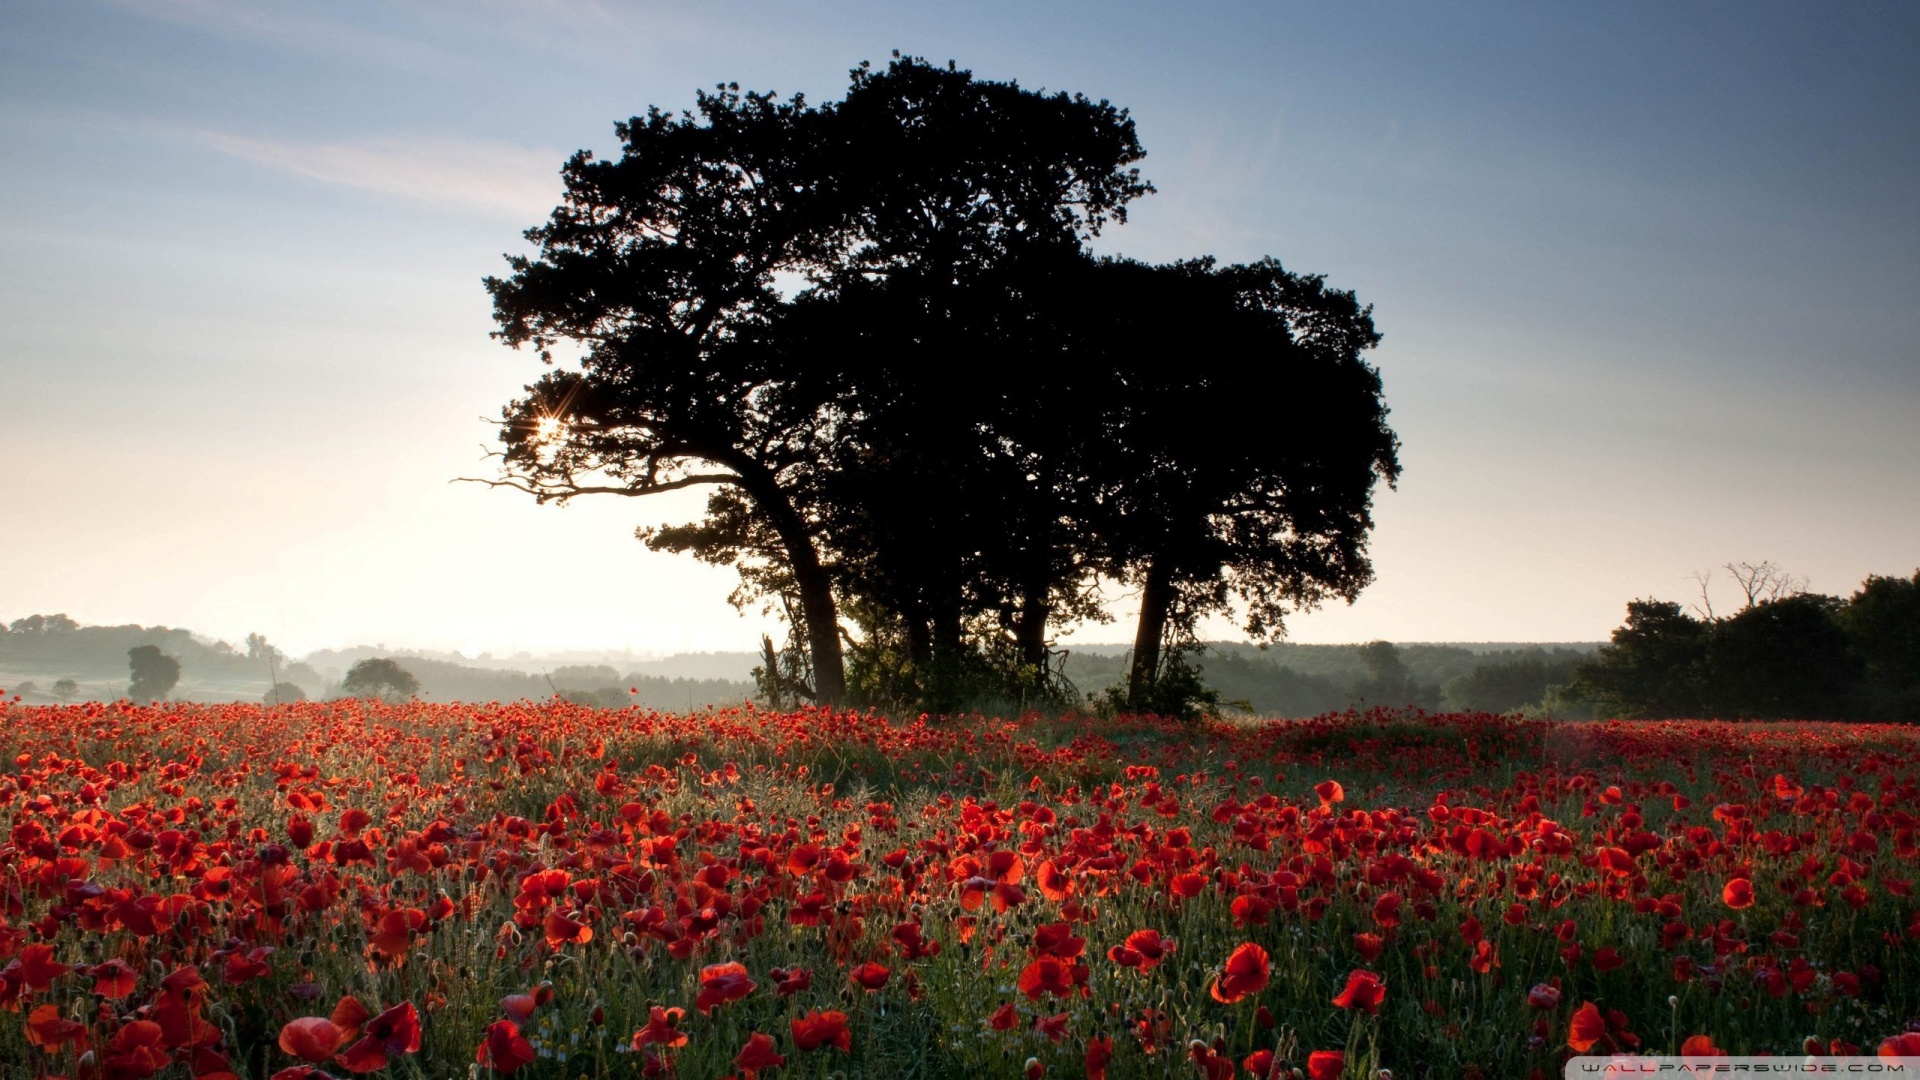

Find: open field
1;701;1917;1079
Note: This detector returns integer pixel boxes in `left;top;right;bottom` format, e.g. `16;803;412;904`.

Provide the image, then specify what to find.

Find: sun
534;415;565;442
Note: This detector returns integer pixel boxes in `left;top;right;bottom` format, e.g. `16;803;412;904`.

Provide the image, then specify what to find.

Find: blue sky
1;0;1915;655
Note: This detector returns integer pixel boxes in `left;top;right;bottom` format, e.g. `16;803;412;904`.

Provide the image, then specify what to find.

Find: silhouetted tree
51;678;78;704
1842;570;1920;722
1707;592;1856;719
1353;641;1419;705
1062;259;1397;708
263;682;307;705
484;56;1149;707
724;253;1118;707
1568;600;1711;719
127;645;180;703
245;632;285;665
10;614;79;634
341;658;420;701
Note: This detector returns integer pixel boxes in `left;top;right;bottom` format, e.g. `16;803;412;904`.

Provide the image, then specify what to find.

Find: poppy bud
1023;1057;1044;1080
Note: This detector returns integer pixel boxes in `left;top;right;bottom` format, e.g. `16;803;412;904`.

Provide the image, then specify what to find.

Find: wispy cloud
105;0;447;67
110;0;709;67
197;132;565;220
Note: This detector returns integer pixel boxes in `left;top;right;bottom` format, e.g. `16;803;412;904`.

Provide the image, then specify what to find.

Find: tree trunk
903;599;934;669
930;598;964;663
1128;554;1172;707
1015;577;1051;691
792;557;847;706
730;462;847;706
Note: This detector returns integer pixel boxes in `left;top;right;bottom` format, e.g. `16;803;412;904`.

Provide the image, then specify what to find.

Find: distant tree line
1054;641;1593;718
1;616;755;709
1566;568;1920;722
481;55;1399;716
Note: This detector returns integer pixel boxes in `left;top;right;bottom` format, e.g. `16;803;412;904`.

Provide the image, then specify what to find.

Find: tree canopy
1568;569;1919;721
481;56;1396;713
341;658;421;702
127;645;180;704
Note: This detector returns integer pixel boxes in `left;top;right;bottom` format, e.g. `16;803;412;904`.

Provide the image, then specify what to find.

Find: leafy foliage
1570;569;1920;721
340;657;420;702
481;58;1396;717
125;644;179;703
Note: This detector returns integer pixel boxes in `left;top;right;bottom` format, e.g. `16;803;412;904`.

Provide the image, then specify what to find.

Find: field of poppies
1;697;1918;1080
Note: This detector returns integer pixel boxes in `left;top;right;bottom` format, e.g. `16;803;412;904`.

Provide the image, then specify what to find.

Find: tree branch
453;472;741;501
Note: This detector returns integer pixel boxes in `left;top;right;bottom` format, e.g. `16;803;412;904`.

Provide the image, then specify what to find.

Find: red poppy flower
891;921;941;960
1371;893;1401;929
987;849;1025;883
330;997;370;1042
1034;1012;1070;1043
1332;969;1385;1015
1722;878;1755;910
335;1002;419;1074
92;957;139;999
850;962;891;990
1210;943;1271;1004
278;1018;346;1063
1599;847;1636;876
791;1009;851;1052
733;1031;785;1078
786;843;823;876
1191;1041;1234;1080
1681;1034;1726;1058
1244;1048;1276;1079
1469;939;1500;974
25;1003;88;1052
366;909;428;966
543;910;593;947
1880;1033;1920;1058
1528;983;1562;1009
696;962;757;1014
1032;922;1086;959
338;807;372;837
632;1006;688;1050
1315;780;1344;807
1018;957;1087;1000
1036;859;1074;902
1170;872;1208;899
1086;1035;1114;1080
475;1020;536;1075
1307;1050;1345;1080
1568;1001;1608;1052
16;944;70;993
1109;928;1174;971
769;967;812;996
223;946;276;984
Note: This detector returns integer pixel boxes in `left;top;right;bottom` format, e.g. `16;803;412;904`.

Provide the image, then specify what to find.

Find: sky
1;0;1916;657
